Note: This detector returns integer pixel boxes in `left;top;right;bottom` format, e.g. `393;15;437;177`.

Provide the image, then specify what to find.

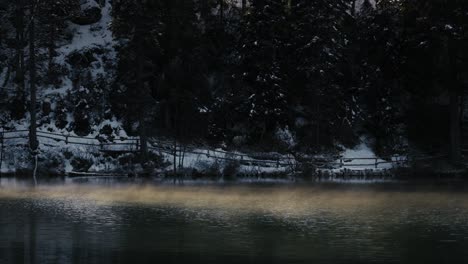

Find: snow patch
331;138;395;172
58;0;115;57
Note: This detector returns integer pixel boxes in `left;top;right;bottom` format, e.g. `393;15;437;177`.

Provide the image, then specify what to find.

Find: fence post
276;158;280;168
0;128;3;178
375;158;378;169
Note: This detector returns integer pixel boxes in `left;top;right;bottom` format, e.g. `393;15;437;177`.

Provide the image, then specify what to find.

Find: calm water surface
1;178;468;263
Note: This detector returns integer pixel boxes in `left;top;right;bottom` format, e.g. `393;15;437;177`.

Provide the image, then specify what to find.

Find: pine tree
400;0;468;162
355;0;405;155
36;0;77;84
290;0;355;150
112;0;165;159
226;0;290;143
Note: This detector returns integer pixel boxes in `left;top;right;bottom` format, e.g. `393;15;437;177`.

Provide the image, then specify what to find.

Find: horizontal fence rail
0;129;420;171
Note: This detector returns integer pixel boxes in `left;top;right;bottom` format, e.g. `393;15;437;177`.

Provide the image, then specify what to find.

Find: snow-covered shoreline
0;129;404;179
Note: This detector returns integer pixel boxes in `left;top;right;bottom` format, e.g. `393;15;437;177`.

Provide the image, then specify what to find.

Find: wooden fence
0;129;411;173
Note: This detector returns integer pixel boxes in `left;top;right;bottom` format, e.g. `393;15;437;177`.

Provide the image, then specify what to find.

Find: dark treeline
1;0;468;162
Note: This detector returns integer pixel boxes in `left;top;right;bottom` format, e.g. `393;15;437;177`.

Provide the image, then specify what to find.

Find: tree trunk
242;0;247;14
219;0;224;23
15;0;25;99
29;14;38;151
181;145;186;170
449;90;461;164
173;137;177;176
2;65;11;88
0;129;3;179
316;103;320;147
48;26;55;78
137;50;148;163
139;120;148;162
173;102;180;177
135;4;148;162
200;0;209;19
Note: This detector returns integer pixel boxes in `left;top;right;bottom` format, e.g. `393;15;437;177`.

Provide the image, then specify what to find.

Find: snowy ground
0;130;406;177
324;140;407;173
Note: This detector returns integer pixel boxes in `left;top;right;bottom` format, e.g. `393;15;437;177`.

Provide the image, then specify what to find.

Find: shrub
223;160;240;180
70;156;93;172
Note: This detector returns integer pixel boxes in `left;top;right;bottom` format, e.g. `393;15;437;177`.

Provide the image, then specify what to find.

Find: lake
1;178;468;263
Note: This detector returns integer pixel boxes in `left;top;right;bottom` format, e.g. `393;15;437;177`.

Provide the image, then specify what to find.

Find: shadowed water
1;178;468;263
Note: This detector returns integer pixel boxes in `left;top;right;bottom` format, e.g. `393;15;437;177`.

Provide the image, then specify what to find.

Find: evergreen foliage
0;0;467;158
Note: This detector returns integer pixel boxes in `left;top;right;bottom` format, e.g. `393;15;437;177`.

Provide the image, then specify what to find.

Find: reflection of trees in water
0;200;123;264
29;211;36;264
0;201;26;263
3;189;468;263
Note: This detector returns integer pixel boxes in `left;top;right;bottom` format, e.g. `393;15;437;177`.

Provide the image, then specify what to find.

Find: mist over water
1;178;468;263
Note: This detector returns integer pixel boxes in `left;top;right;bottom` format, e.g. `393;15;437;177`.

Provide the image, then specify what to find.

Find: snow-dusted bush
70;155;93;172
38;151;65;176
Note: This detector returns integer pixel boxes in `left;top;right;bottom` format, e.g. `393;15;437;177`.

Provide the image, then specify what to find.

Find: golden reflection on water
1;181;468;217
2;180;468;264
